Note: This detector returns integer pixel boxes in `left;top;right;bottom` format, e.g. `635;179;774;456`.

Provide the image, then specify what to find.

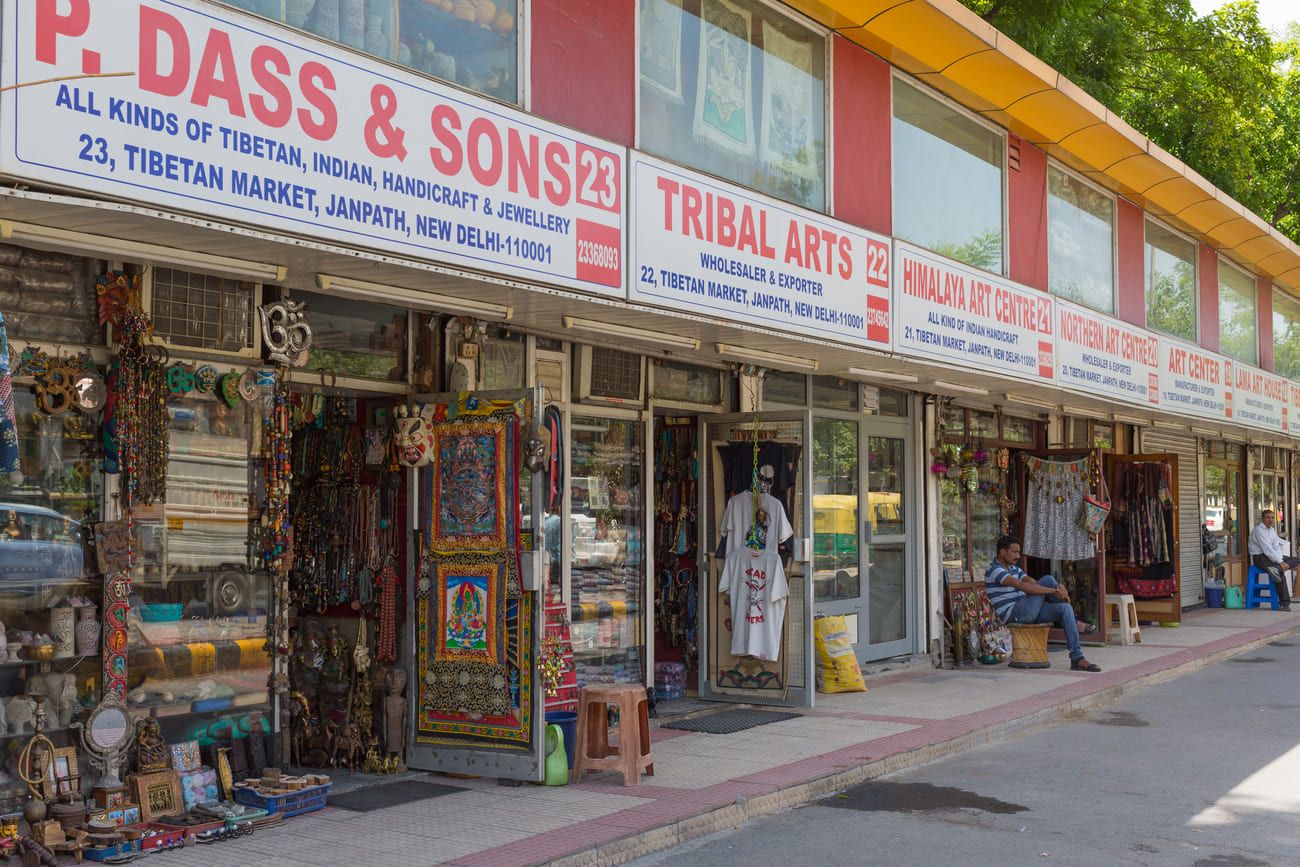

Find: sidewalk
145;608;1300;867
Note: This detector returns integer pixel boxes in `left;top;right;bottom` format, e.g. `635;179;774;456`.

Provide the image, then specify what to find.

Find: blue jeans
1006;575;1083;661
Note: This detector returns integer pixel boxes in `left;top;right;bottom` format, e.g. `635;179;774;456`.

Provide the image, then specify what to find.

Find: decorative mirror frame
76;693;134;789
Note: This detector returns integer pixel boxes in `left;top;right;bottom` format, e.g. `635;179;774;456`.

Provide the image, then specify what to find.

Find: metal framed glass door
405;388;545;781
700;412;813;708
812;416;913;661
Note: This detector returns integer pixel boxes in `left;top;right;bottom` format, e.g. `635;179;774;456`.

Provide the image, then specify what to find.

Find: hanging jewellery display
262;371;293;684
112;309;169;508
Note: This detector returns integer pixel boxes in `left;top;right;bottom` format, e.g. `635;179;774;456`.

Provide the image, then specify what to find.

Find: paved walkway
110;608;1300;867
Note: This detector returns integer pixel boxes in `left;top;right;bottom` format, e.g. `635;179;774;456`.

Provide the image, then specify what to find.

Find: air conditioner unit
574;344;644;407
133;265;262;359
535;344;570;404
650;358;725;411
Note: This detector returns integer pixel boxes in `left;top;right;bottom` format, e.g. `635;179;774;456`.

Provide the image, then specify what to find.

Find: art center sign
0;0;624;295
892;241;1054;383
1055;299;1159;406
629;153;892;349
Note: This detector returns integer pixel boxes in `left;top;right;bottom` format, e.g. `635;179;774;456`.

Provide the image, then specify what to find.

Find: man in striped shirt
985;535;1101;672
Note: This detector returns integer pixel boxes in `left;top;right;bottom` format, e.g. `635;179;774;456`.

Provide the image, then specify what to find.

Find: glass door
812;417;913;661
567;412;648;692
701;412;812;708
405;388;544;782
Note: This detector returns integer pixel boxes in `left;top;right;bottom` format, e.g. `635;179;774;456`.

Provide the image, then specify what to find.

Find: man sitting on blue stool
1248;509;1296;611
986;535;1101;672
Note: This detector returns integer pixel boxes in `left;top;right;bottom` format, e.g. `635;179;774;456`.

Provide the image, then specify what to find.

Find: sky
1191;0;1297;35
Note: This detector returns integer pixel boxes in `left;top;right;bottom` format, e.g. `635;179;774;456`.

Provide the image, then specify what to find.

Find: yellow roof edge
813;0;1300;297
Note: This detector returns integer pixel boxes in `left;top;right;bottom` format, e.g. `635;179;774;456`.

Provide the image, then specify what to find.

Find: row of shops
0;0;1295;809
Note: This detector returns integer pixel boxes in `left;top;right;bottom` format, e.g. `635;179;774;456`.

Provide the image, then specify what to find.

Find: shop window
1273;289;1300;380
763;371;806;407
218;0;519;104
875;388;909;417
148;268;257;355
1048;165;1115;314
0;244;103;346
893;79;1004;274
811;376;857;412
1000;414;1035;444
1144;219;1197;342
296;290;407;381
1218;261;1258;365
969;410;996;439
940;403;965;438
480;326;526;390
1065;418;1116;450
639;0;827;210
651;359;724;406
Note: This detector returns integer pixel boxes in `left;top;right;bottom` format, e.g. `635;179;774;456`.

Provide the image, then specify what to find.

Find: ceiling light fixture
715;343;819;371
563;316;700;350
316;274;513;320
930;380;989;396
845;367;919;384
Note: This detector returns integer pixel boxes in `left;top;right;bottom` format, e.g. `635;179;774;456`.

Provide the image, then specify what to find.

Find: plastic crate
233;782;330;818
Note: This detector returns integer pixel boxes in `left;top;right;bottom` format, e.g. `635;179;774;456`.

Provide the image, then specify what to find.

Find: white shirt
720;546;788;661
721;492;793;555
1248;521;1290;564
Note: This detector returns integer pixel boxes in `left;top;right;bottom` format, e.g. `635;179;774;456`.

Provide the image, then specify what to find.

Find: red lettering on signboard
865;239;888;289
35;0;91;66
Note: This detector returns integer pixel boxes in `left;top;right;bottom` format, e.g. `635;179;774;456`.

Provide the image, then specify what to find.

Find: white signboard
893;241;1054;383
1231;364;1289;433
1055;299;1159;406
629;154;892;348
1;0;625;295
1157;337;1229;421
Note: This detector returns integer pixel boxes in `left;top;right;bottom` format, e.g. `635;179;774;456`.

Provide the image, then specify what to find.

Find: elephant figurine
6;696;35;735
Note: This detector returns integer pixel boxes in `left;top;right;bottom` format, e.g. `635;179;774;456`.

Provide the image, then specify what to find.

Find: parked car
0;504;84;610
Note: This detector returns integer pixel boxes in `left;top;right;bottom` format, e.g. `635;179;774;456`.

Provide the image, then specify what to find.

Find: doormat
662;709;801;734
328;780;465;812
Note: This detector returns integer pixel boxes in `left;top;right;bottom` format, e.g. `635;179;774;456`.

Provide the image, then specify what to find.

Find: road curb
548;621;1300;867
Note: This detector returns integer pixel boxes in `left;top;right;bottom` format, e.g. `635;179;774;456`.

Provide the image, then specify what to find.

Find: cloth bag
1078;470;1111;536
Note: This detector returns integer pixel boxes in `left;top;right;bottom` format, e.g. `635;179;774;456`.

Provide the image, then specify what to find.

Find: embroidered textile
430;556;505;665
0;313;18;474
431;416;517;552
422;661;511;717
1022;456;1095;561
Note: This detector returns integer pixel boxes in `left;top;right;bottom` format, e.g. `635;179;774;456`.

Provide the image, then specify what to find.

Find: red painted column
1257;276;1274;371
1115;198;1145;326
530;0;635;145
831;35;891;235
1198;244;1220;352
1008;135;1048;291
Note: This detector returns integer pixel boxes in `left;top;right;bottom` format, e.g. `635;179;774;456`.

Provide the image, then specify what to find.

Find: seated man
986;534;1101;672
1248;509;1296;611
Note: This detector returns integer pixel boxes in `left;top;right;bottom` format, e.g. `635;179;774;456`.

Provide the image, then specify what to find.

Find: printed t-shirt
721;491;793;555
721;546;789;661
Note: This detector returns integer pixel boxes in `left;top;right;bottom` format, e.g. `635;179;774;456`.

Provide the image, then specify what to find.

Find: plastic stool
1104;594;1142;645
573;684;654;786
1245;565;1280;610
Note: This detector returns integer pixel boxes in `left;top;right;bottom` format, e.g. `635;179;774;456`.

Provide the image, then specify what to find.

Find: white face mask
757;464;775;495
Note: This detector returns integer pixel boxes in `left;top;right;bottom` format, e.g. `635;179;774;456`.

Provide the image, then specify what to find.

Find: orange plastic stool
572;684;654;786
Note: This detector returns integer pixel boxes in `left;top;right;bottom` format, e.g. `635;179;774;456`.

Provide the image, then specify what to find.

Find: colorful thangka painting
430;414;518;553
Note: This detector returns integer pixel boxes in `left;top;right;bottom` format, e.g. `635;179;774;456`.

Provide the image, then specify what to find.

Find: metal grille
588;346;641;400
150;267;255;352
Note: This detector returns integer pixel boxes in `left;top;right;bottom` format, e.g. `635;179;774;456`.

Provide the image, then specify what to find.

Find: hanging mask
756;464;775;495
523;424;546;474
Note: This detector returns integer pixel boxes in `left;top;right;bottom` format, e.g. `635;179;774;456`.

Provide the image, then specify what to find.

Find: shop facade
0;0;1297;809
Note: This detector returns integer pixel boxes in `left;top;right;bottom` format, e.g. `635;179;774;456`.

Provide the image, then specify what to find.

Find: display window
1204;442;1245;569
1047;164;1115;314
1272;289;1300;380
639;0;828;211
1218;261;1258;365
1144;218;1198;344
294;291;408;382
893;78;1005;274
219;0;520;104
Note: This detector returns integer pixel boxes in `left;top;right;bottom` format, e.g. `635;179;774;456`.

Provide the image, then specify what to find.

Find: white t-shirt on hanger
721;546;789;661
721;491;793;555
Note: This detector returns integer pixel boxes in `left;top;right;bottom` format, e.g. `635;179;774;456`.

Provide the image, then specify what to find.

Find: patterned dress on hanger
1022;457;1095;561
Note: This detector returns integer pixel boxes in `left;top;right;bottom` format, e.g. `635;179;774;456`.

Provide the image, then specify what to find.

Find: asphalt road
629;638;1300;867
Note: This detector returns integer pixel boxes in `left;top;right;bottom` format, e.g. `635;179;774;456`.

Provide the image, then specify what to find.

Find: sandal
1078;622;1098;636
1071;658;1102;672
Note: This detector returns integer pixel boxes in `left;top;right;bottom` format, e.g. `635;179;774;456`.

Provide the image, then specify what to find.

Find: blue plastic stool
1245;565;1280;610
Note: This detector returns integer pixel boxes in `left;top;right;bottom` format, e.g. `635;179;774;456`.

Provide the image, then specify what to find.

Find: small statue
0;622;8;663
382;667;407;771
135;717;169;772
5;697;34;735
1;512;22;540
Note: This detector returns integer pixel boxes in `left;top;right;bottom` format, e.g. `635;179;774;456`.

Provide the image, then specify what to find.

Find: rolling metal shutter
1140;430;1204;607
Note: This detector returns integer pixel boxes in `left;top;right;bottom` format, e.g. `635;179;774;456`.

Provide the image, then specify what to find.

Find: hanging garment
1126;462;1172;567
720;545;789;661
720;491;793;556
1022;456;1095;561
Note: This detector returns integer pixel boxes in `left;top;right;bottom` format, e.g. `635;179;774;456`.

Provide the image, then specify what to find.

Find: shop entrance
651;415;702;708
811;414;914;662
403;389;545;782
699;412;813;708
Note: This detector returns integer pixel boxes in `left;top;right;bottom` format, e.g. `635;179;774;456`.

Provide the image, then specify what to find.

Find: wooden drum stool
572;684;654;786
1007;624;1051;669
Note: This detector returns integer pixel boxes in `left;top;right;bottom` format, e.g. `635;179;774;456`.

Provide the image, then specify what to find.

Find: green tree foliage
960;1;1300;245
